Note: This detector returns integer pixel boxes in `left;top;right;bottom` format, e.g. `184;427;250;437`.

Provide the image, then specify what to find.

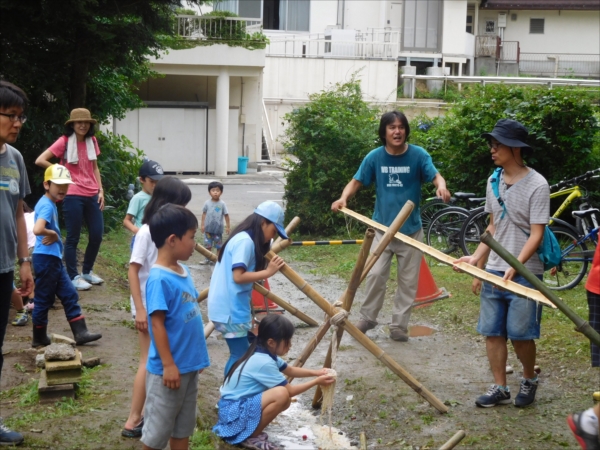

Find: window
485;20;495;33
530;18;545;34
403;0;442;51
217;0;309;32
466;14;473;34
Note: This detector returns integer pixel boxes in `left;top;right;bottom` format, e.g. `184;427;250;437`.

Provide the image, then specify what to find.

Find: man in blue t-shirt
332;110;450;342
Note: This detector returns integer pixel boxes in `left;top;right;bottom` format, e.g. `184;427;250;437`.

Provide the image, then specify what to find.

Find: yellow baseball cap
44;164;75;185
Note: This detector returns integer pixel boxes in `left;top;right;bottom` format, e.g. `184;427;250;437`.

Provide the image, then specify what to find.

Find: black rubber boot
68;317;102;345
32;324;51;348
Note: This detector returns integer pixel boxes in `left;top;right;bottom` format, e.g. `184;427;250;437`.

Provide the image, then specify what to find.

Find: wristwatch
18;257;32;265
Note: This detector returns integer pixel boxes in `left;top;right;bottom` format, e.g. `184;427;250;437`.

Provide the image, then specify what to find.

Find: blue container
237;156;249;174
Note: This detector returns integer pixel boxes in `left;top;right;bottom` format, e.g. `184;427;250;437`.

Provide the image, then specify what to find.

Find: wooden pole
439;430;466;450
359;432;367;450
194;243;317;327
481;232;600;346
203;321;215;339
289;202;415;378
312;228;375;407
252;283;319;327
273;216;301;246
266;254;448;413
340;207;556;308
271;238;292;254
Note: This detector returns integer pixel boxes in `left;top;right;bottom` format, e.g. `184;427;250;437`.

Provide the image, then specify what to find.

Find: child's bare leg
124;330;150;430
595;403;600;431
11;288;24;311
251;386;291;437
169;437;189;450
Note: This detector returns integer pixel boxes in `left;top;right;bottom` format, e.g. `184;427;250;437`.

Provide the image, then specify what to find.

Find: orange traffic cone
251;278;282;312
413;257;450;309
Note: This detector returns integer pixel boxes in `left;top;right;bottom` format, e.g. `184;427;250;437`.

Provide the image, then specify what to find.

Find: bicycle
457;168;600;257
425;193;485;257
545;208;599;290
420;192;485;232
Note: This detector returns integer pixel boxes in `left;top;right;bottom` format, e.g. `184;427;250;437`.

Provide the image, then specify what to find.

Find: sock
526;376;538;384
497;385;509;392
581;408;599;435
16;309;25;314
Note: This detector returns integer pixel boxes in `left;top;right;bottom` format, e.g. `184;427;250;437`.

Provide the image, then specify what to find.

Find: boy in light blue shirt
142;204;210;450
31;164;102;347
123;160;164;245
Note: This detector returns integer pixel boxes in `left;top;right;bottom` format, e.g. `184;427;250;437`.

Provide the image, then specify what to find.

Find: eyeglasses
0;113;27;124
488;141;502;150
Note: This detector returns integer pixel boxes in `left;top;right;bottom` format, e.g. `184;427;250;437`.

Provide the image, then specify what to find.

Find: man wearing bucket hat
331;110;451;343
36;108;105;291
454;119;550;408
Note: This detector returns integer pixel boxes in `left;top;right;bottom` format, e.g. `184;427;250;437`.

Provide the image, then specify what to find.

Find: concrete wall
477;9;600;55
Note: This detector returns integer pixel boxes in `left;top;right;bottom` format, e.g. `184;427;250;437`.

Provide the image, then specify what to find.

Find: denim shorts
477;270;544;340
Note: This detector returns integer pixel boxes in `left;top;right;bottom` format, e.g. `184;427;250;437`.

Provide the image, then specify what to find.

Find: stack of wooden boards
35;335;82;404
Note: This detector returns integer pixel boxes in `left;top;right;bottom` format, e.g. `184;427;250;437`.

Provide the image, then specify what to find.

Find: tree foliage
410;85;600;199
283;79;380;235
0;0;204;221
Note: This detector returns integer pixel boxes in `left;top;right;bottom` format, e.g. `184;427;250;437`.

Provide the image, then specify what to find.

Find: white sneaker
72;275;92;291
81;271;104;285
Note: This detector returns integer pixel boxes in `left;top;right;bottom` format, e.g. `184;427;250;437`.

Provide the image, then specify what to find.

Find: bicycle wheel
543;226;588;290
426;207;470;257
420;198;450;231
458;207;490;256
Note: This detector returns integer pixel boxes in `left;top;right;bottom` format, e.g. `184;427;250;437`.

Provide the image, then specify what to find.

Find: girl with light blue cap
208;201;288;377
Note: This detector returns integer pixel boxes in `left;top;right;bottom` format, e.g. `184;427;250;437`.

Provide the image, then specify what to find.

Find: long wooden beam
340;207;556;308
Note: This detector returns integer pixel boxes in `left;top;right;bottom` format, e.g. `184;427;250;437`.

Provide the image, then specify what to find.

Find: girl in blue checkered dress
213;314;335;450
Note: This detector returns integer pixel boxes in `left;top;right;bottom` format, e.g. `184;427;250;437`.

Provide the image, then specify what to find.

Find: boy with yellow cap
31;164;102;347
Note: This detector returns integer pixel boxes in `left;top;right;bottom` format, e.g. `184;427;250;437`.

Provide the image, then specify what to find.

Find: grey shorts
141;370;199;449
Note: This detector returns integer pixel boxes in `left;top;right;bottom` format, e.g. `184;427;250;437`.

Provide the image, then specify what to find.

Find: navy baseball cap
254;201;288;239
139;160;165;180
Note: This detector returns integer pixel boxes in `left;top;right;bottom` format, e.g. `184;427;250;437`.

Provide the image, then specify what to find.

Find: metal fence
519;53;600;78
175;15;263;40
499;41;519;63
266;37;398;59
476;35;500;58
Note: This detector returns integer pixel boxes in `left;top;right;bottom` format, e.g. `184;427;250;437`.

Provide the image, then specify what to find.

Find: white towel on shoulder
66;134;97;164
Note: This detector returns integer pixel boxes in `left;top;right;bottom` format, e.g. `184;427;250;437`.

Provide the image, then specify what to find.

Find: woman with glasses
35;108;105;291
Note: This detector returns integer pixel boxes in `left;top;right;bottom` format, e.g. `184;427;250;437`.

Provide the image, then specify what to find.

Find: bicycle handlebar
550;168;600;191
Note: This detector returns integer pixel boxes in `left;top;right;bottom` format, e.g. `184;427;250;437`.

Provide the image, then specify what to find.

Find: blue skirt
213;393;263;444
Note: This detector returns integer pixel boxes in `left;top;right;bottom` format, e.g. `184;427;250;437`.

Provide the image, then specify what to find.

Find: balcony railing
175;15;263;41
520;53;600;78
476;35;500;58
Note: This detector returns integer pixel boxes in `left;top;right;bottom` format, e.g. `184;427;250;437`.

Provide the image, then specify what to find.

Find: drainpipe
240;77;245;158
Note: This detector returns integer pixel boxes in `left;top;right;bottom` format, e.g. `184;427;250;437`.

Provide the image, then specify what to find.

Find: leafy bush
282;79;380;235
410;85;600;199
96;132;145;231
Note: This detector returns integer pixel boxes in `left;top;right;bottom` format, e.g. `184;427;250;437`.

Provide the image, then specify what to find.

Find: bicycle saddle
572;208;599;219
467;197;486;205
453;192;477;200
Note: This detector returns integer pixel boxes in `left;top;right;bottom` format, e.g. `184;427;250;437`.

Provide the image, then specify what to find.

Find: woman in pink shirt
35;108;104;291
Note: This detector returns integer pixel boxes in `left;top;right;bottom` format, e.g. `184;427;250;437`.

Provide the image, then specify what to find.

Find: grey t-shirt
484;168;550;275
203;199;228;235
1;144;31;273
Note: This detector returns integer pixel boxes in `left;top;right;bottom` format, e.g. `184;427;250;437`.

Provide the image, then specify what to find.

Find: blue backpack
490;167;562;271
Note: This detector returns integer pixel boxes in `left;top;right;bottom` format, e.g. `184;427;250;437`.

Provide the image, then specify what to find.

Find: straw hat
65;108;97;125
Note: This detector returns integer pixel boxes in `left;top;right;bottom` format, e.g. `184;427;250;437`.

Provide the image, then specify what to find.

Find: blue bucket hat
254;201;288;240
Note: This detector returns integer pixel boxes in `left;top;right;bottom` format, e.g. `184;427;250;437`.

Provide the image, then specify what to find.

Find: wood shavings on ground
312;424;357;450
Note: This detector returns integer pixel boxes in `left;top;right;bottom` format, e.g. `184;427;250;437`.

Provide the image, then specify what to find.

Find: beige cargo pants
359;229;423;332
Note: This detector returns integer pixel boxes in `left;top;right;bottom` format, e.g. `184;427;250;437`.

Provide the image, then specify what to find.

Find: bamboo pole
289;202;414;377
439;430;466;450
340;207;556;308
194;243;317;327
271;238;292;254
312;228;375;408
359;432;367;450
481;232;600;346
252;283;319;327
203;321;215;339
273;216;301;246
266;252;448;413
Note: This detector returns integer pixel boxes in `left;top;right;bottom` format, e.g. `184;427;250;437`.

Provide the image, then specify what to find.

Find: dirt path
1;249;594;449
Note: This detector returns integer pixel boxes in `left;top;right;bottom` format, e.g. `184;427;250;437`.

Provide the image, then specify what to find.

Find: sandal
240;436;279;450
121;417;144;438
